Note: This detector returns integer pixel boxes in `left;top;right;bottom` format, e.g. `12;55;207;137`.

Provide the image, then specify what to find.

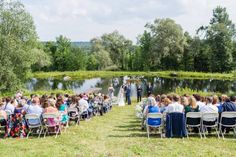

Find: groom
125;82;131;105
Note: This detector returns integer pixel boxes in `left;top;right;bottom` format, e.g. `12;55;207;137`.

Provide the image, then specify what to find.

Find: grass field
0;105;236;157
33;71;235;80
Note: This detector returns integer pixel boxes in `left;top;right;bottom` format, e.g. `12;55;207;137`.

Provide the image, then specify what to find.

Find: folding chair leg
215;127;220;139
186;127;189;139
55;125;61;138
159;127;162;138
198;127;202;139
147;126;150;138
38;127;43;138
202;126;206;138
44;128;48;138
27;129;31;139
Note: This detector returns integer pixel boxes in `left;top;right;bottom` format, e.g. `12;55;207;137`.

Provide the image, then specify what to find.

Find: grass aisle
0;105;236;157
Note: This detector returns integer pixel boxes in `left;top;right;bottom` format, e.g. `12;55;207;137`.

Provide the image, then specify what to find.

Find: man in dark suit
137;83;142;102
126;83;131;105
146;82;153;96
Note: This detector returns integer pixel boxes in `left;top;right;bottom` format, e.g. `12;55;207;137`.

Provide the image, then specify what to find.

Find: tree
0;0;49;92
92;31;133;70
199;6;235;72
144;18;186;70
90;39;113;70
137;31;152;71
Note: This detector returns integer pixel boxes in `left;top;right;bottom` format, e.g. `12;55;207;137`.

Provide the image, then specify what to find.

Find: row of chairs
25;112;66;138
146;112;236;139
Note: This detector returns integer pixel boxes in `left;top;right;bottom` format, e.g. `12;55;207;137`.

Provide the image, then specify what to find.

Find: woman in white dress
117;85;125;106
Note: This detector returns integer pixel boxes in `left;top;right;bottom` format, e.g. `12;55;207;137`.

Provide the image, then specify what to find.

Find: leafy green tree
92;31;133;70
90;39;113;70
137;31;152;71
144;18;186;70
180;32;194;71
199;6;235;72
0;0;49;92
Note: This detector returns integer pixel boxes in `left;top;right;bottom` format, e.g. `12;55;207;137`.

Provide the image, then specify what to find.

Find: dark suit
137;85;142;102
147;85;153;96
126;85;131;105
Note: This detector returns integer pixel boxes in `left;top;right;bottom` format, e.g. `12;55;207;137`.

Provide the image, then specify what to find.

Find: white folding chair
201;112;219;138
186;112;202;138
42;112;61;138
219;112;236;139
146;113;163;138
67;108;80;126
25;114;43;138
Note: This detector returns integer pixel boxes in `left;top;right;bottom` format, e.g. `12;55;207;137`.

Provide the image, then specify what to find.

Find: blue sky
21;0;236;42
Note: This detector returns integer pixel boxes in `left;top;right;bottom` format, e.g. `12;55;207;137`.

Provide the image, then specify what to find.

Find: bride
117;85;125;106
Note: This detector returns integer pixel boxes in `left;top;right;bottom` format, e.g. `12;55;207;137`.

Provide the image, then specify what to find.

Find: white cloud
21;0;236;42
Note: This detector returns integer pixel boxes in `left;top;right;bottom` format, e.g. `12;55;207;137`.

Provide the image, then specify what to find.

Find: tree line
0;0;236;92
43;7;236;73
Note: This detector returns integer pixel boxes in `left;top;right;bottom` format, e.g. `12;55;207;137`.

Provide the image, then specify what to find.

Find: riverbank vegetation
34;71;234;80
1;0;236;93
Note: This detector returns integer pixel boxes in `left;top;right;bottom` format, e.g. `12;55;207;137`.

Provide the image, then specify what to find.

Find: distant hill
71;41;91;48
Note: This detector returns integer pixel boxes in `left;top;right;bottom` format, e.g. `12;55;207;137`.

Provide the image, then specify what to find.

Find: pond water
26;76;236;96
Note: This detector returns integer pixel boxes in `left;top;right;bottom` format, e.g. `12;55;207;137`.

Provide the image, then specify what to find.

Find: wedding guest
137;83;143;102
165;94;183;113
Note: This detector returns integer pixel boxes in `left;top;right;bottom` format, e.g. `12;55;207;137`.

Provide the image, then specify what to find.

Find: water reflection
26;76;236;96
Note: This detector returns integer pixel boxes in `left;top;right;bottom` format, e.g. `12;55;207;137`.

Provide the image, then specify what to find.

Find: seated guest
78;95;89;118
24;97;43;115
181;96;189;108
200;97;218;133
0;100;8;137
2;97;15;114
24;97;43;125
222;95;236;112
200;97;218;113
185;96;199;114
158;94;167;113
10;101;27;138
56;99;69;125
217;95;228;113
221;95;236;133
43;101;59;132
163;97;172;113
212;95;220;113
194;94;205;110
145;96;161;126
165;94;183;113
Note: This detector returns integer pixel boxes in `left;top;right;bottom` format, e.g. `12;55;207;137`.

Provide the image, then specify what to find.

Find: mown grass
0;105;235;157
33;71;235;80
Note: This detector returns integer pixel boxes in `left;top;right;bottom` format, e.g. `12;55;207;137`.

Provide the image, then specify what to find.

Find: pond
26;76;236;96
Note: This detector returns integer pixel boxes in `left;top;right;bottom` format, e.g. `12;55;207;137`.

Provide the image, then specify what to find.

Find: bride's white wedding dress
117;87;125;106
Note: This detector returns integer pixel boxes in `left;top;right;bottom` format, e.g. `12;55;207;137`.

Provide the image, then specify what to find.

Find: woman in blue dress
145;96;161;126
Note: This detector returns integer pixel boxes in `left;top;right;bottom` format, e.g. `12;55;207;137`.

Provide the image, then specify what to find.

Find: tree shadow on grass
108;133;147;138
108;115;148;138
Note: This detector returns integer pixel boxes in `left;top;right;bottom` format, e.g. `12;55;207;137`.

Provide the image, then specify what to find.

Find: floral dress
10;108;27;138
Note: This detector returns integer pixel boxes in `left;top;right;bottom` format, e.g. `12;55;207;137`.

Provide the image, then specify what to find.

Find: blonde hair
180;97;189;106
212;95;218;105
164;98;172;105
189;96;197;109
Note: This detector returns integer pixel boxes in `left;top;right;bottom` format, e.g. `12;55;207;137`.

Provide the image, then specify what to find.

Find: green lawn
0;105;236;157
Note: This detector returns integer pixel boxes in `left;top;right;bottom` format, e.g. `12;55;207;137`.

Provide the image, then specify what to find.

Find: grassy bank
34;71;234;80
0;105;235;157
